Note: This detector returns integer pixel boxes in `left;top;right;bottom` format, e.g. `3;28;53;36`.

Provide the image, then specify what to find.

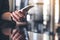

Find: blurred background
9;0;60;40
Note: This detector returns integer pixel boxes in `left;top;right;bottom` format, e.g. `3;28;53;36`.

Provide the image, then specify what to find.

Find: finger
11;29;18;38
11;13;17;22
12;14;18;22
16;10;26;19
15;34;22;40
15;34;25;40
12;12;19;21
13;11;25;21
14;10;24;17
12;32;20;40
13;11;24;21
14;11;20;17
19;11;25;15
12;12;24;22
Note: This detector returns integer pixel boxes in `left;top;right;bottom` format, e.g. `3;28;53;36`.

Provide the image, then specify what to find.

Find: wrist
1;12;12;21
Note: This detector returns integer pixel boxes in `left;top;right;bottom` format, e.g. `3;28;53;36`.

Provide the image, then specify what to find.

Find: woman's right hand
11;5;33;25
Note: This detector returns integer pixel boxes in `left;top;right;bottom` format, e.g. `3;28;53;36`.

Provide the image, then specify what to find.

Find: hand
11;10;25;22
11;5;33;25
11;29;25;40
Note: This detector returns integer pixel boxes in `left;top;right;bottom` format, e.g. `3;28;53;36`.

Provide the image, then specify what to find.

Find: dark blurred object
56;27;60;33
56;27;60;40
0;20;16;29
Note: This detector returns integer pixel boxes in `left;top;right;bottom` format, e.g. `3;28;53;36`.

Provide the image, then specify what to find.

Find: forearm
0;12;16;28
1;12;12;21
